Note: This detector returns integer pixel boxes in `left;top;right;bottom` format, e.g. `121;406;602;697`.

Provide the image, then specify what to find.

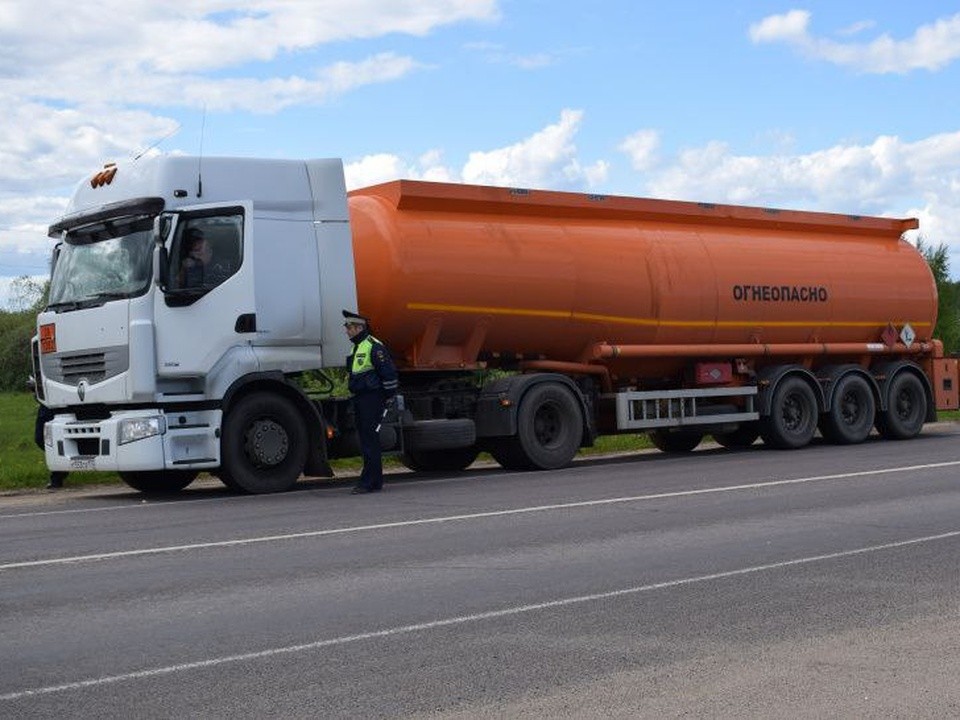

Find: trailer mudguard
756;365;825;416
818;364;881;413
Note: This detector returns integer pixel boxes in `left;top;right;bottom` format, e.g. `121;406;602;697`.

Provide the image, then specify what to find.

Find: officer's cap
342;309;368;327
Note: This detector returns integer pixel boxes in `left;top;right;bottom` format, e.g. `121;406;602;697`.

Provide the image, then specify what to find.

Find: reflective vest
350;335;380;376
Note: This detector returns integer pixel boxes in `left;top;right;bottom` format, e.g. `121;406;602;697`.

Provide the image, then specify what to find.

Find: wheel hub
244;419;289;467
534;403;562;446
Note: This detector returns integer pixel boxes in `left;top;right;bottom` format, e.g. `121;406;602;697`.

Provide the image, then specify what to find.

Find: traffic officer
343;309;398;494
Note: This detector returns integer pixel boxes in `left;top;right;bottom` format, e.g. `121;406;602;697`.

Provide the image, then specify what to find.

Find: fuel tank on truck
346;181;933;369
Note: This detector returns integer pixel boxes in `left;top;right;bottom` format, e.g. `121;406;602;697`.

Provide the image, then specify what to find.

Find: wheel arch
221;372;331;477
757;365;825;417
818;364;880;413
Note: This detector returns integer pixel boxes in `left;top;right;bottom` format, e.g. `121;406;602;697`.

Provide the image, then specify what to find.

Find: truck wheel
119;470;198;495
649;429;703;453
494;382;583;470
875;372;926;440
401;446;480;472
220;393;307;493
713;423;759;449
820;374;876;444
760;376;818;449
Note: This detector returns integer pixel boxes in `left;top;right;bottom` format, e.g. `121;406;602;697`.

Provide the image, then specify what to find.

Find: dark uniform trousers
353;391;386;491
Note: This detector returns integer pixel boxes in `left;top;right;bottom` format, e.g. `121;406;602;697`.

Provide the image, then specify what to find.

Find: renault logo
77;380;87;401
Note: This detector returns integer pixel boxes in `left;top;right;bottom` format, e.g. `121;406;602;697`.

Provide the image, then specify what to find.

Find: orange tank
347;181;932;371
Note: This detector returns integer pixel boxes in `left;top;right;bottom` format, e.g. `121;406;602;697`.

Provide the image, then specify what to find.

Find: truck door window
168;212;243;292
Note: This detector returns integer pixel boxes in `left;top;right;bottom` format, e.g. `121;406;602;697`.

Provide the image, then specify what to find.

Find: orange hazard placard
39;323;56;354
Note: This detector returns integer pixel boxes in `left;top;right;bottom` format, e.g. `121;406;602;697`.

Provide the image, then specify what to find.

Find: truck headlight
118;417;166;445
44;423;53;448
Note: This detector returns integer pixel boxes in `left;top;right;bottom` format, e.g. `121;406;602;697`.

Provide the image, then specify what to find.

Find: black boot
46;472;66;490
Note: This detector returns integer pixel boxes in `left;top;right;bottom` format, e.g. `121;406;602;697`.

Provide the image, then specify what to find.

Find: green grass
0;393;120;490
2;390;957;491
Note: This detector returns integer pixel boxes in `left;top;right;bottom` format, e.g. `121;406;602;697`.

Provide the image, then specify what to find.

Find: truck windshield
48;215;155;309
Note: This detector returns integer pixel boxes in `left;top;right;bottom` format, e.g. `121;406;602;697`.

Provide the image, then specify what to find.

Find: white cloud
837;20;876;37
749;10;960;73
2;1;499;76
0;96;178;191
344;154;412;189
462;109;607;188
749;9;811;44
619;129;660;172
641;131;960;259
344;111;608;191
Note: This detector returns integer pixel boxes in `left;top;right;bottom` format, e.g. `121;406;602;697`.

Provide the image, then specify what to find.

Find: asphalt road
3;427;960;718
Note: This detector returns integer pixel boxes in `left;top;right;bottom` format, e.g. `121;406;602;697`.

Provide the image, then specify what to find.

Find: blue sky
2;1;960;307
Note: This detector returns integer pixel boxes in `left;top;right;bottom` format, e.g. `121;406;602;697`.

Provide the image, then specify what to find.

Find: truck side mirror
157;214;173;245
157;246;170;291
155;213;176;291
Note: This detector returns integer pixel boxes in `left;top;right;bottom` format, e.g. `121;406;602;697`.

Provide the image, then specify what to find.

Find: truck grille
40;345;129;387
61;353;107;383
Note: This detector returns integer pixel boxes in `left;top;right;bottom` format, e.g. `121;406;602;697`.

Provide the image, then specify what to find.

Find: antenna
197;105;206;198
132;124;181;162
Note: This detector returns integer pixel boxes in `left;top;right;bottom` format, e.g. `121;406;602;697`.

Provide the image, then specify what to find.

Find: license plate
69;457;96;471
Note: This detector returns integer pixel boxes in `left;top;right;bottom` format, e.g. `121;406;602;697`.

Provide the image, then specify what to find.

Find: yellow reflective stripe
406;302;931;330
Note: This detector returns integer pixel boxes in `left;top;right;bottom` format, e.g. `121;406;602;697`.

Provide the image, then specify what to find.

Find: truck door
154;202;256;378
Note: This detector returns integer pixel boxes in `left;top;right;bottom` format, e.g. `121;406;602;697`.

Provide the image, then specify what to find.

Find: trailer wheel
875;372;926;440
713;422;759;449
119;470;198;495
820;374;876;445
220;392;307;493
401;446;480;473
760;376;818;449
649;429;703;453
493;382;582;470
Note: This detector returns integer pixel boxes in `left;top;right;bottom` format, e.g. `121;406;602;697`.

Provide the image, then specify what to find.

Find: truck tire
220;392;307;494
119;470;198;495
760;376;818;449
819;373;876;445
401;446;480;473
649;429;703;453
492;382;582;471
404;418;476;451
875;372;926;440
713;422;759;449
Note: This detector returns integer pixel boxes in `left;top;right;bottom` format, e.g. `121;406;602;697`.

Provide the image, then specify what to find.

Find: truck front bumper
44;408;222;473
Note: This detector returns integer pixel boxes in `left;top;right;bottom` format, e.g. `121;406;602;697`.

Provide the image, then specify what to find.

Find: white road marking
3;528;959;703
2;459;959;572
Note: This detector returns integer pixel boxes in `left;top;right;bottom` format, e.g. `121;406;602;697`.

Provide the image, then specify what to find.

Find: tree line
2;241;959;392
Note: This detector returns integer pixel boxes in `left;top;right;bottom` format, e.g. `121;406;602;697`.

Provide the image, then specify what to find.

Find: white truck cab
36;156;358;493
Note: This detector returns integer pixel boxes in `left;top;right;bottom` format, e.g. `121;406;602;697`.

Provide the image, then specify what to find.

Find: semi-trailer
34;155;959;493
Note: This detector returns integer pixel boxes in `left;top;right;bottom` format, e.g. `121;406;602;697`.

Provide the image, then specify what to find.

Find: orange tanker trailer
36;155;960;494
339;180;958;470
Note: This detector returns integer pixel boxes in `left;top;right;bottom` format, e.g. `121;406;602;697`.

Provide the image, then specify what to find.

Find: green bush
0;310;36;392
